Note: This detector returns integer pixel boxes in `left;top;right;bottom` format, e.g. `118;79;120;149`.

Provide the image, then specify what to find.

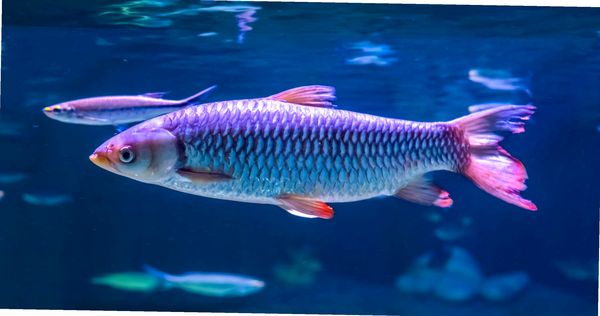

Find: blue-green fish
143;265;264;297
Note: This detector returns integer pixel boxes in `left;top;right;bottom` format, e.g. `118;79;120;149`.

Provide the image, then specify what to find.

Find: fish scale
162;99;463;203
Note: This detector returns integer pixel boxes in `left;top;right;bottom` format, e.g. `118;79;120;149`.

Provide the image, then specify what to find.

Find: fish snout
89;152;112;170
42;105;71;119
43;105;62;113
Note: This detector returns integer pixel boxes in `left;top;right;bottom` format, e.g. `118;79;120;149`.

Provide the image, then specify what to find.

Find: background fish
143;265;264;297
0;171;29;185
90;85;537;219
43;85;217;126
22;192;73;206
91;272;160;293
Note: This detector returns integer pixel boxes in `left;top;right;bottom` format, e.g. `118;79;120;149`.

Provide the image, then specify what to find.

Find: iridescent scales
90;85;537;219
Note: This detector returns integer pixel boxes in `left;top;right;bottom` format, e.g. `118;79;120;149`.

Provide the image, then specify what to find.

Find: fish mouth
42;106;56;117
89;153;112;170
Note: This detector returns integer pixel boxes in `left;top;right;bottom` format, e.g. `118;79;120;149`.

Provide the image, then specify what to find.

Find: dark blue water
1;1;599;315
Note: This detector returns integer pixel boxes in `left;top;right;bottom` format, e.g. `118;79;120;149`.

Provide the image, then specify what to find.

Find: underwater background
1;1;599;315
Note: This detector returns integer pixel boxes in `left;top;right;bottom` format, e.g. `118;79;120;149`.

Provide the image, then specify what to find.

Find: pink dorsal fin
394;176;453;208
268;85;336;108
277;194;334;219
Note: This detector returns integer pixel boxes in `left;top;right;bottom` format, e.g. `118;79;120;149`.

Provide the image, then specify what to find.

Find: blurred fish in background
0;171;29;185
555;260;598;282
468;69;532;97
92;272;160;293
143;265;265;297
22;192;73;207
396;247;530;302
273;246;322;286
346;41;397;66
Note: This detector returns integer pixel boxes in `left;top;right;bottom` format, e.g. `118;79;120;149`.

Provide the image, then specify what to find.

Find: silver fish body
43;86;216;125
91;86;536;219
160;99;466;204
143;265;264;297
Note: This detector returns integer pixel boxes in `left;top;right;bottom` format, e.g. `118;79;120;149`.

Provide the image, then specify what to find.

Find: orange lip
89;153;111;169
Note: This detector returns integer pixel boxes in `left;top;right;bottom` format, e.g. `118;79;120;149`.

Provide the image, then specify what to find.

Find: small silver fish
143;265;264;297
43;85;216;126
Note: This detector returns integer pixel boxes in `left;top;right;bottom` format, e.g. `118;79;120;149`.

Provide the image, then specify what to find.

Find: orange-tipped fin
394;176;453;208
277;194;334;219
269;85;336;108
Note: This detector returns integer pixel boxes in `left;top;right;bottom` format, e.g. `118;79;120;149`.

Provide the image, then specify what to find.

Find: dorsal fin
268;85;336;108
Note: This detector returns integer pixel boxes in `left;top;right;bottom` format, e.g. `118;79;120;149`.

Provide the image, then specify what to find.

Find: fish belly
160;99;466;204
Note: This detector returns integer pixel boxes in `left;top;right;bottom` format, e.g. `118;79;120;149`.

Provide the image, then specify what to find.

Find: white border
0;311;338;316
0;0;598;316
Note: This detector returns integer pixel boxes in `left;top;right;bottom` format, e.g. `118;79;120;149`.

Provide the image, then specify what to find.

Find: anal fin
177;168;232;183
395;176;453;208
268;85;336;108
277;194;334;219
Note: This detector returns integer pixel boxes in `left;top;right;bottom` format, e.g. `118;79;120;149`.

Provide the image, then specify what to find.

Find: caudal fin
179;85;218;105
451;104;537;211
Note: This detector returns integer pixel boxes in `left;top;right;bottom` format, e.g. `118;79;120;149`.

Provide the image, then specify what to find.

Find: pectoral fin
269;85;336;108
277;194;334;219
394;176;453;208
177;168;232;183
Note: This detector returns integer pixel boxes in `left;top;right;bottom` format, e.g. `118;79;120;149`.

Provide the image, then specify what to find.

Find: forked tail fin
451;104;537;211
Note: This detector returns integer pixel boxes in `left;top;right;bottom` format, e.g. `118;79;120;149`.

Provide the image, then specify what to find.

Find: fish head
90;124;181;183
42;102;76;122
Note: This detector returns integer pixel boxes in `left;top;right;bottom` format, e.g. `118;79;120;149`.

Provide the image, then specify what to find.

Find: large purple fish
89;86;536;219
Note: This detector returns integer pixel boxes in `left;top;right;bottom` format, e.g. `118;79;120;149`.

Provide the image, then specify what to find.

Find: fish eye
119;146;135;164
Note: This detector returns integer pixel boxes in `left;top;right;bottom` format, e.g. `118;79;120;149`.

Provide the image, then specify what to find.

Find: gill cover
91;126;181;183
